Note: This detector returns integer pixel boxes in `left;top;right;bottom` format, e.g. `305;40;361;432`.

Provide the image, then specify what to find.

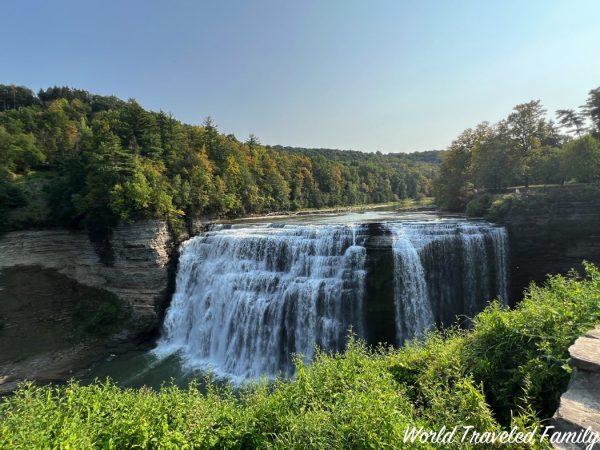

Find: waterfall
390;229;434;342
155;224;367;380
155;218;508;381
388;222;508;344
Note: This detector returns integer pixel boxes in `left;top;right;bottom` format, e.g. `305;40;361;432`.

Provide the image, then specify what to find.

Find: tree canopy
0;85;439;233
434;86;600;211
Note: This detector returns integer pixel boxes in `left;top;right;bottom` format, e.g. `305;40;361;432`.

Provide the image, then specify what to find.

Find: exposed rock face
552;327;600;449
363;223;396;345
0;220;173;332
497;198;600;303
0;220;177;387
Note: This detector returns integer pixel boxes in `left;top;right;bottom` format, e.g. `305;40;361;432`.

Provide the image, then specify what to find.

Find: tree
182;148;214;216
556;109;586;136
582;87;600;136
471;132;516;190
118;100;161;158
562;135;600;183
506;100;548;188
259;154;290;209
246;134;260;148
529;146;563;185
38;86;92;105
433;123;491;210
0;125;45;173
0;85;38;111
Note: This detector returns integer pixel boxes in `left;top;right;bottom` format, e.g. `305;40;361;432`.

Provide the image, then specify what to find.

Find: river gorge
1;202;599;389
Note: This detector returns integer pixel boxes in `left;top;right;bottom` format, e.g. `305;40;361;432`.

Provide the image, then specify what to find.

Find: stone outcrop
552;326;600;449
495;190;600;304
0;220;178;387
363;223;396;345
0;220;173;331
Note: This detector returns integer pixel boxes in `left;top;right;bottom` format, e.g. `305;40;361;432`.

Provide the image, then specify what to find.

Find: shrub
72;289;128;338
486;193;537;221
465;193;495;217
466;262;600;423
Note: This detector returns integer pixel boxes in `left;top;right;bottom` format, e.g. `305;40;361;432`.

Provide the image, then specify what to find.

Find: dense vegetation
434;86;600;211
2;264;599;448
0;85;438;234
463;183;600;220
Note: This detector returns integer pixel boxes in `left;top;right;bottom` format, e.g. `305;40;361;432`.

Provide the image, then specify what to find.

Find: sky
2;0;600;153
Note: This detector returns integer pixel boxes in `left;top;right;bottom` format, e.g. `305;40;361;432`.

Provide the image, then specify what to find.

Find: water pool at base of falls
87;211;509;386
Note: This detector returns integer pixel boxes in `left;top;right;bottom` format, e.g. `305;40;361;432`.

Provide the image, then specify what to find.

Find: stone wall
552;327;600;449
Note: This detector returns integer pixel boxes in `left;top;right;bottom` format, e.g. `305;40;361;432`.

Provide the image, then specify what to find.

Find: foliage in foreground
1;264;599;449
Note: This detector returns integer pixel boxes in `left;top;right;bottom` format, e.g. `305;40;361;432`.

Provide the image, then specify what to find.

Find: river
86;210;508;386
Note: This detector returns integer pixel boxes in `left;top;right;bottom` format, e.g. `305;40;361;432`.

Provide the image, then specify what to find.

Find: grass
1;263;599;449
396;196;435;210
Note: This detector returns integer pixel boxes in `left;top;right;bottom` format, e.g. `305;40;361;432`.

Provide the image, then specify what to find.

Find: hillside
432;86;600;212
0;85;439;234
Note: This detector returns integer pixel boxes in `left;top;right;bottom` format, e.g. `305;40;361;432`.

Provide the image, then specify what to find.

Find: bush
466;262;600;423
487;185;600;221
72;289;128;338
1;264;599;448
465;193;495;217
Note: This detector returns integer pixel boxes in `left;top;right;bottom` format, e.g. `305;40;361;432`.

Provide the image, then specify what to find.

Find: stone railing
552;326;600;448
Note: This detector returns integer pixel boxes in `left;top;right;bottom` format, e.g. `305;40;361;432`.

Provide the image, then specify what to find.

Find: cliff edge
0;220;176;390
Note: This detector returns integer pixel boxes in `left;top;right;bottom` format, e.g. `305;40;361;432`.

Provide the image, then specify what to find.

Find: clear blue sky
3;0;599;152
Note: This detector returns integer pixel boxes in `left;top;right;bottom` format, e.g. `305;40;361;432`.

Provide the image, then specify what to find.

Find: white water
155;217;508;381
389;228;435;342
387;222;508;344
155;224;366;380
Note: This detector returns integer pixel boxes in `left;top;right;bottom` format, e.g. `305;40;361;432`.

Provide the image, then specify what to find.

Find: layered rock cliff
492;187;600;303
0;220;176;387
0;220;173;330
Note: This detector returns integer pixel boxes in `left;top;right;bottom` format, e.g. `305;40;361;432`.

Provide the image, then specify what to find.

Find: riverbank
215;197;435;223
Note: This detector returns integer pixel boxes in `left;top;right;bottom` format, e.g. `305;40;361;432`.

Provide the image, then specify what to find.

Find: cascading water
155;216;508;381
388;222;508;344
389;229;435;342
155;224;367;380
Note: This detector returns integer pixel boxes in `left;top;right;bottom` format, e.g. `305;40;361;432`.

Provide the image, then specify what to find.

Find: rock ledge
552;326;600;449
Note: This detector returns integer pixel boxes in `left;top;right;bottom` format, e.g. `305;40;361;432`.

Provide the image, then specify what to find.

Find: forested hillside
0;85;438;234
434;86;600;211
